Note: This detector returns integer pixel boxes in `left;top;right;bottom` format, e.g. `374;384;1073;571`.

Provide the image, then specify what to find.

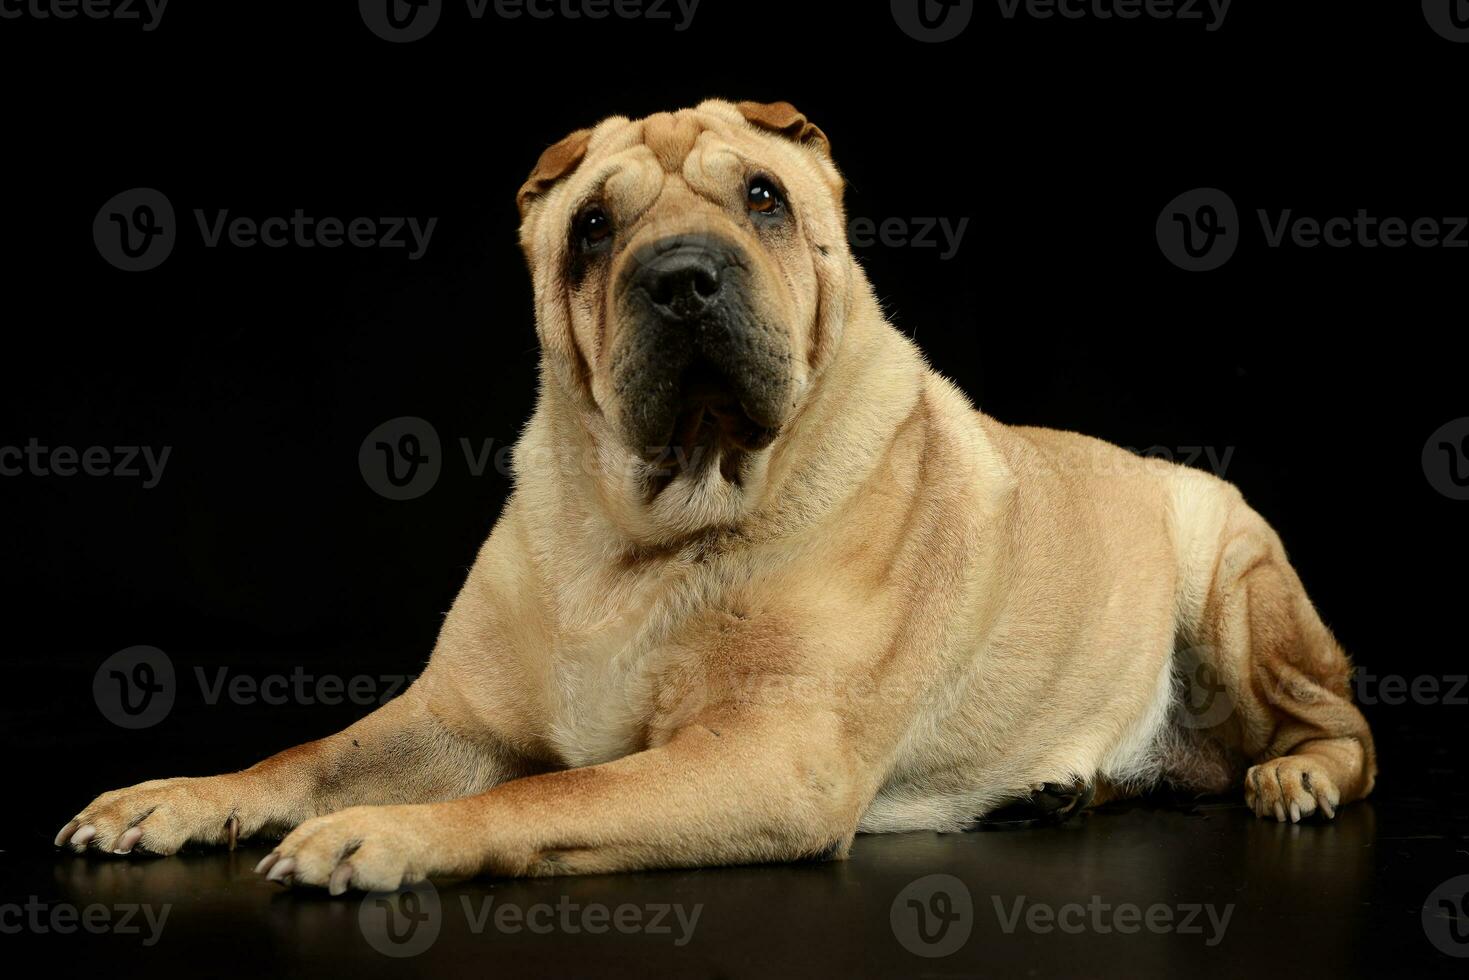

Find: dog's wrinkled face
517;100;849;509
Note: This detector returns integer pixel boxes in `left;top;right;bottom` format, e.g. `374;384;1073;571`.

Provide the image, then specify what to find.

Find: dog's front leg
56;675;522;856
260;706;864;893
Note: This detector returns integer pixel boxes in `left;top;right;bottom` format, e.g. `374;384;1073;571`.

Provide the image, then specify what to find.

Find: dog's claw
54;820;80;848
114;827;144;854
266;856;297;883
71;825;97;849
329;863;354;896
255;852;281;875
972;781;1095;831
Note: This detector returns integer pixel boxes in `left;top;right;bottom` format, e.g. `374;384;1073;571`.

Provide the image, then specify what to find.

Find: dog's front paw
56;776;248;856
256;805;462;896
1244;757;1341;823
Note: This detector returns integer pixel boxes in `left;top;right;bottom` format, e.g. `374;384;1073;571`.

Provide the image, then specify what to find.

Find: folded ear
516;128;593;219
734;101;831;157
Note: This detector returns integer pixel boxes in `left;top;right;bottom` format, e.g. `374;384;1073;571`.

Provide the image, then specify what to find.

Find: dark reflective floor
6;789;1468;978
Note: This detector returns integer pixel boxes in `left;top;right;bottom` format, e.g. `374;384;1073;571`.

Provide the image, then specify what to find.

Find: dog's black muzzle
612;233;792;465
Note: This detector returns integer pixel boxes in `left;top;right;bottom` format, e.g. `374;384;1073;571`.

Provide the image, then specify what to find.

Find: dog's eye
576;207;613;248
746;177;783;216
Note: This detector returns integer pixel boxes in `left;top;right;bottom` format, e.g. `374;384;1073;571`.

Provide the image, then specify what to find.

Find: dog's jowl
57;100;1376;893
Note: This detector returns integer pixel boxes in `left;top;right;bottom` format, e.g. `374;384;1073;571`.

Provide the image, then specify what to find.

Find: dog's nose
629;236;729;321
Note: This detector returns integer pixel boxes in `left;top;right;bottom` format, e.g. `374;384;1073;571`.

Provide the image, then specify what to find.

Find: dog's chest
543;641;654;768
539;579;686;769
536;550;746;769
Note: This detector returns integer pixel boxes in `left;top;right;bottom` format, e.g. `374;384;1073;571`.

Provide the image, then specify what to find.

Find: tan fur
58;101;1376;890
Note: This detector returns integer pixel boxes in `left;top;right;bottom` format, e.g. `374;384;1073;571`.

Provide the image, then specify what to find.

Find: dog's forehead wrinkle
684;133;741;176
571;150;662;232
682;150;757;212
570;159;631;214
641;110;706;175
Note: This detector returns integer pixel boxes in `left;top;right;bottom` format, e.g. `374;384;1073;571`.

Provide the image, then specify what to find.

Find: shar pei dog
57;100;1376;893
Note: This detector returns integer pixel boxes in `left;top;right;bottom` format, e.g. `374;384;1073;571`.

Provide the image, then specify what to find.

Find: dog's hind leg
1182;500;1376;822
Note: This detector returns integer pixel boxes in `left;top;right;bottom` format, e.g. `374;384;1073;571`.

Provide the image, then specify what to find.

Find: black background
1;2;1466;976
